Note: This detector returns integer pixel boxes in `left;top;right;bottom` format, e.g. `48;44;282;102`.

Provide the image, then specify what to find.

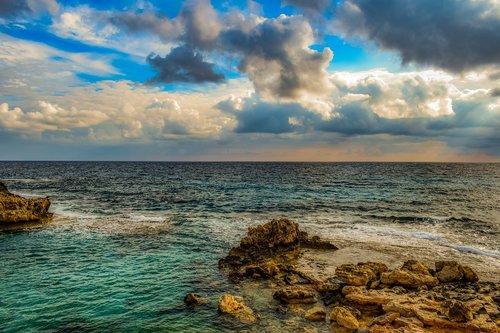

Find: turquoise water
0;162;499;332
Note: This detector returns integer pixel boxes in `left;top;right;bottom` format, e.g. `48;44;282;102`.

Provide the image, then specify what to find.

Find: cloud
0;101;108;133
219;15;333;98
108;11;182;42
335;0;500;72
0;0;59;18
180;0;222;48
146;45;225;84
217;69;500;155
284;0;330;11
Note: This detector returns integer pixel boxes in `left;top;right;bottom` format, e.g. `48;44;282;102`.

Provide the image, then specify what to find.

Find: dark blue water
0;162;499;332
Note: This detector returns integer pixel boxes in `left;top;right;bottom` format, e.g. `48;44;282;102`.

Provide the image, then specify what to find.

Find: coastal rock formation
0;181;52;223
216;219;500;332
218;218;337;280
218;294;257;324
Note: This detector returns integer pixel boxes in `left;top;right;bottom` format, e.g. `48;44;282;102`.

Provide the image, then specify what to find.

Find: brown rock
336;262;388;286
218;294;257;324
301;235;338;250
393;316;424;328
445;299;474;322
435;261;479;283
380;268;438;289
344;288;394;306
304;307;326;321
0;182;52;223
243;259;281;278
273;286;317;304
184;293;205;305
401;260;432;275
370;312;400;326
330;306;360;329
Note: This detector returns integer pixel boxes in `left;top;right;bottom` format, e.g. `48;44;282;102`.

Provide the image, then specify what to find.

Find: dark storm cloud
0;0;30;17
146;45;225;84
335;0;500;72
491;88;500;97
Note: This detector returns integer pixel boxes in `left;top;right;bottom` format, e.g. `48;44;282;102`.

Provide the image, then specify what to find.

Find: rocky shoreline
191;219;499;332
0;181;52;225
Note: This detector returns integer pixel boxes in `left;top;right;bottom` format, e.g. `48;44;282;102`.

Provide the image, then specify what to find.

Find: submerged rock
218;294;257;324
0;181;52;223
184;293;205;306
273;286;317;304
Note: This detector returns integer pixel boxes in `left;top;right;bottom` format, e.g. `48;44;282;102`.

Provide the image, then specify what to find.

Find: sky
0;0;499;161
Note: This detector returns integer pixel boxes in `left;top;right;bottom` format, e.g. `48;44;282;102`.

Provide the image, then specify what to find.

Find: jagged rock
381;268;438;289
330;306;360;329
218;294;257;324
370;312;400;326
273;286;317;304
184;293;205;305
219;219;337;280
301;235;338;250
304;307;326;321
335;262;388;286
0;181;52;223
435;261;479;283
243;259;281;278
445;299;474;322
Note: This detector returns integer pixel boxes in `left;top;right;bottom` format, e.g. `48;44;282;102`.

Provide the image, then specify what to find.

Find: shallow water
0;162;499;332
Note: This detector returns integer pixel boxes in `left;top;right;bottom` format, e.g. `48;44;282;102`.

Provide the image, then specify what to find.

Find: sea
0;162;499;332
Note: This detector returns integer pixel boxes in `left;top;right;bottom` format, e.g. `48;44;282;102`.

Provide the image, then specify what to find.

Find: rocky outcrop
215;219;499;332
218;294;257;324
218;218;337;280
0;181;52;223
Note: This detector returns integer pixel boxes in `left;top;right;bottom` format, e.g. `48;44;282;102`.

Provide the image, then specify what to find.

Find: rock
273;286;317;304
380;268;438;289
393;316;424;328
336;262;388;286
330;306;360;329
219;219;337;275
0;181;52;223
304;307;326;321
301;235;338;250
401;260;432;276
369;312;400;326
435;261;479;283
445;299;474;322
184;293;205;305
243;259;281;278
343;287;394;306
218;294;257;324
